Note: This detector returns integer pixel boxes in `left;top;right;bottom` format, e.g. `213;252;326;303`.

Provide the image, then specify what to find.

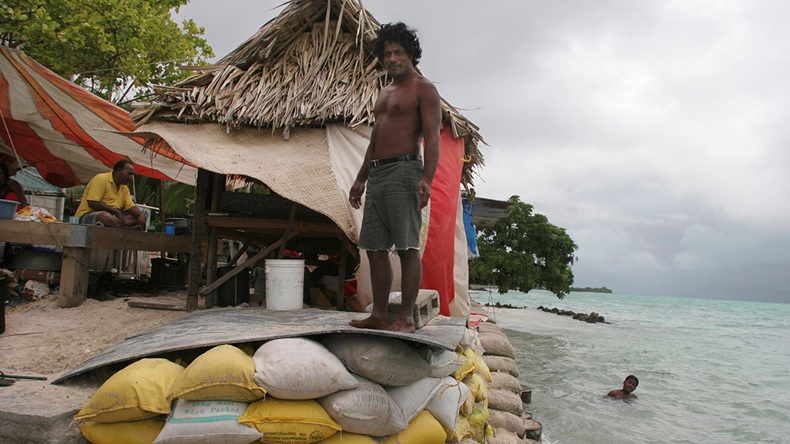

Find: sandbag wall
72;328;524;444
473;319;543;444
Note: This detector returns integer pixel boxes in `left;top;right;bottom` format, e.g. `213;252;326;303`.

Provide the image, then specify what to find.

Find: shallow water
475;290;790;444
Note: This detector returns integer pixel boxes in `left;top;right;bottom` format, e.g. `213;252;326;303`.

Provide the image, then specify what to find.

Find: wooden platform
0;220;191;308
52;307;467;384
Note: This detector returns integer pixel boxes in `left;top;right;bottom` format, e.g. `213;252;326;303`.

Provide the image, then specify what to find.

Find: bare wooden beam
278;202;299;258
58;247;90;308
204;172;225;308
187;168;211;312
227;236;254;267
205;215;342;235
336;235;349;311
198;231;297;298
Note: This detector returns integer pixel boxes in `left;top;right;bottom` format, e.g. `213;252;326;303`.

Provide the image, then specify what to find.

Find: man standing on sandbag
348;22;441;333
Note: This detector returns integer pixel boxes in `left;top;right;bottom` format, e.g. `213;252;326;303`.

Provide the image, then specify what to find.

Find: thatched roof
131;0;485;186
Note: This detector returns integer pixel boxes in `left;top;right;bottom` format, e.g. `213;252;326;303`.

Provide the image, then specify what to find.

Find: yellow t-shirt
75;171;135;217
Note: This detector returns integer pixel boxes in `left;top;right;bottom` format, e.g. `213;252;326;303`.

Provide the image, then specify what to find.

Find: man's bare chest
376;86;419;117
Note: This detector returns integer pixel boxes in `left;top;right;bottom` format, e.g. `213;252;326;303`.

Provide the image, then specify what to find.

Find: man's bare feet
349;316;389;330
385;318;416;334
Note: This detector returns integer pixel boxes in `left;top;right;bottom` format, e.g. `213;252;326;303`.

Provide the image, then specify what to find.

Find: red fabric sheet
420;126;465;316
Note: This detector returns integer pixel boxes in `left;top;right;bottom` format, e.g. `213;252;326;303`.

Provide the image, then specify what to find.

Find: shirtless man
75;159;148;230
348;22;441;333
607;375;639;399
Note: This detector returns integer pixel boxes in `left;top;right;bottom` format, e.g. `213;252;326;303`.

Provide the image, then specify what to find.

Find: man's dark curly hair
373;22;422;67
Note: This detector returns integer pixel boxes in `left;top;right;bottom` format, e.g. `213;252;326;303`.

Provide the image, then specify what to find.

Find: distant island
570;286;613;294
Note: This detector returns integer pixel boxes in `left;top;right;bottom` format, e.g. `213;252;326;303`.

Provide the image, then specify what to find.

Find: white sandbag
318;374;408;437
253;337;359;399
385;377;444;422
487;389;524;417
487;430;528;444
154;399;262;444
425;376;472;431
321;334;430;386
488;409;526;437
483;355;520;378
489;371;523;393
478;330;517;359
412;344;461;378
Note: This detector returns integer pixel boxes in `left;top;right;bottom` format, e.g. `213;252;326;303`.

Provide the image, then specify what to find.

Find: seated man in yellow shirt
75;159;147;230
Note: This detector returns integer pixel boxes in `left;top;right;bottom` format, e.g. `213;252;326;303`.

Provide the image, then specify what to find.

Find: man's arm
9;180;27;207
126;205;147;230
416;80;442;209
349;125;378;209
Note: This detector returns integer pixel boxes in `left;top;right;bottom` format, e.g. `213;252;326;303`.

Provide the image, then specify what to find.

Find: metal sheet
52;308;467;384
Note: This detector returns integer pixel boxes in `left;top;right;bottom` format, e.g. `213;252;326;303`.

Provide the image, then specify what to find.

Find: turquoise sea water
472;290;790;444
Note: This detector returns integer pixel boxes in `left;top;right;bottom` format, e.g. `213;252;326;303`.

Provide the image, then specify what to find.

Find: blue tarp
462;198;479;257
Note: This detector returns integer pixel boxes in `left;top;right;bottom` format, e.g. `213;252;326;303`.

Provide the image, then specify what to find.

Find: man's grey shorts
358;159;423;251
78;211;103;225
79;210;131;225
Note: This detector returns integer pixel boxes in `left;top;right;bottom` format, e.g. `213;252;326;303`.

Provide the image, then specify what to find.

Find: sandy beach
1;293;189;376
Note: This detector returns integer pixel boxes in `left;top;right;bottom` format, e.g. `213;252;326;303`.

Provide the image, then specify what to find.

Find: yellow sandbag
384;411;446;444
452;352;475;380
75;358;183;423
239;397;341;444
169;344;266;402
463;347;492;382
467;402;490;429
78;417;165;444
447;415;472;442
319;432;379;443
462;373;488;402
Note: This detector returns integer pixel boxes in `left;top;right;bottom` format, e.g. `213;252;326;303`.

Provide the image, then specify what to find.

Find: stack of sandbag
476;320;542;444
75;331;511;444
75;345;269;444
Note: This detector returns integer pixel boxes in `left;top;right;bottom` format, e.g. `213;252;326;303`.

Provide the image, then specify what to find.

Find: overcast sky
176;0;790;303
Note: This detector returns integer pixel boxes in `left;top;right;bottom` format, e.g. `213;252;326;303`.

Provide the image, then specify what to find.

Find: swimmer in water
607;374;639;399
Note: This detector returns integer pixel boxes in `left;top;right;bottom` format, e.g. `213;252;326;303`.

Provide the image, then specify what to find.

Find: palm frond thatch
131;0;485;186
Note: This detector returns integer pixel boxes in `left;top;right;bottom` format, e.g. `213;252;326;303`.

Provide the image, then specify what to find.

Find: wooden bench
0;220;191;307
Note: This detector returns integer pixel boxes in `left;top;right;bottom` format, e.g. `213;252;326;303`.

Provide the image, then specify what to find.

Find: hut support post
158;179;166;259
58;246;90;308
204;172;224;308
277;202;299;258
187;168;211;312
336;235;349;310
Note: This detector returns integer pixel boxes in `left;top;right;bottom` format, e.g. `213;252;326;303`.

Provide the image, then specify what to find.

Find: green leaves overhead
2;0;214;102
469;195;578;299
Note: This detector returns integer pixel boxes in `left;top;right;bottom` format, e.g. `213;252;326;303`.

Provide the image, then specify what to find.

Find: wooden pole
277;202;299;258
159;179;166;259
187;168;211;312
336;235;349;311
204;172;224;308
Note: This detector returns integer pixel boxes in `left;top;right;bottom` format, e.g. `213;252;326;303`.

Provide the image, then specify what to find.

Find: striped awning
0;46;196;187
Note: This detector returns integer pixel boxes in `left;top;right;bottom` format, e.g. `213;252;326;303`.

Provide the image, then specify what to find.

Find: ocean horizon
472;289;790;444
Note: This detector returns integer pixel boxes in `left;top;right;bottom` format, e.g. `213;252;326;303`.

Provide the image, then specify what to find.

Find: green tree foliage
469;195;578;299
1;0;213;102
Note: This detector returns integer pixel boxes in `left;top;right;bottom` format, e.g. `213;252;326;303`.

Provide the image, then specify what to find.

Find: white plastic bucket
265;259;305;310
